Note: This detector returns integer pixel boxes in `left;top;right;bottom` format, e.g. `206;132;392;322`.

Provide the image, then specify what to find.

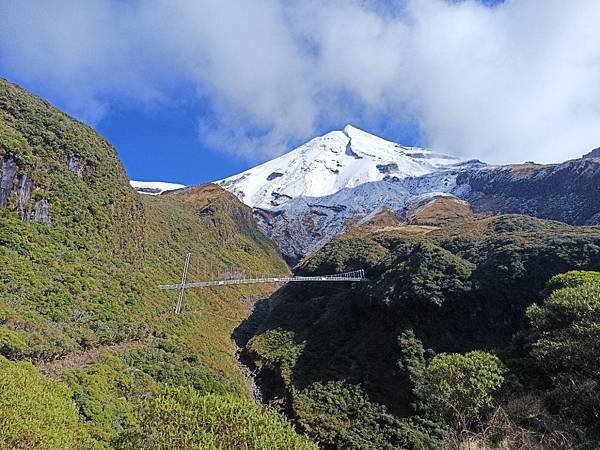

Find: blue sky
95;98;424;184
1;0;599;185
95;101;244;184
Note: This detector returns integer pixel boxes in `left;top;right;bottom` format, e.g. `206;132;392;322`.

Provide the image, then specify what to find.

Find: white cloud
0;0;599;163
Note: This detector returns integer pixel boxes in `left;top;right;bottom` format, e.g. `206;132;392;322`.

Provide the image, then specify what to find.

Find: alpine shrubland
246;216;600;448
0;78;314;449
3;76;600;450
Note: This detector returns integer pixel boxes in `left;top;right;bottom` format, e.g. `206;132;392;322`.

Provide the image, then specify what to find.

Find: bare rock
455;157;600;226
583;147;600;159
0;155;18;207
31;199;51;225
17;172;32;219
1;155;32;214
66;153;85;178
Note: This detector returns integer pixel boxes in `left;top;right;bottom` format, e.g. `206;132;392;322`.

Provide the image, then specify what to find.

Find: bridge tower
174;252;191;314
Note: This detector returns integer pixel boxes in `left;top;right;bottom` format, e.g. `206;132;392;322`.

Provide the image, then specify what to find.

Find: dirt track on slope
35;337;152;377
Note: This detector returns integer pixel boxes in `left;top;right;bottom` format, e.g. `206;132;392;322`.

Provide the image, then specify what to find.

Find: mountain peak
342;124;384;143
217;126;464;209
342;123;361;135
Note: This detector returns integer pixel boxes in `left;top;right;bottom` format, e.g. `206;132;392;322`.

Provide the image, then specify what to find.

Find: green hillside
246;216;600;448
4;75;600;450
0;78;315;449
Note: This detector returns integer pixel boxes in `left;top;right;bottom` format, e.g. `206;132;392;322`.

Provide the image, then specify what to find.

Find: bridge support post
175;252;191;314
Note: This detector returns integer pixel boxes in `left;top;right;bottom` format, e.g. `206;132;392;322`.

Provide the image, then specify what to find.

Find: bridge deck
159;273;367;291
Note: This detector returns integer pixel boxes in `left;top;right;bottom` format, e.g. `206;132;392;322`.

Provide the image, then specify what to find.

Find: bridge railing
159;269;367;291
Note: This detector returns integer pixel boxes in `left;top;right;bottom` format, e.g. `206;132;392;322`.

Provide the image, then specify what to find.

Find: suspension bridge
160;253;368;314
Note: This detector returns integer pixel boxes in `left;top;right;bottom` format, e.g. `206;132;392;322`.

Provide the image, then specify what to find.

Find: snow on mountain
215;125;486;263
217;124;462;210
130;180;186;195
255;167;483;262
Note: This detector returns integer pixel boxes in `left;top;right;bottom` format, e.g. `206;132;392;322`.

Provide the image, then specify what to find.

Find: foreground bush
0;356;102;450
527;271;600;442
293;380;437;449
422;351;506;427
115;386;316;449
528;276;600;377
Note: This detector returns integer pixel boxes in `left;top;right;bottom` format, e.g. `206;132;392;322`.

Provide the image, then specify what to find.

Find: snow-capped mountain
129;126;599;264
217;125;464;210
216;125;485;263
130;180;186;195
254;165;489;262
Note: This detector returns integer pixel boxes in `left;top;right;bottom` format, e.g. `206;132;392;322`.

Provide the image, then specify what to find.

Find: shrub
124;340;235;396
525;271;600;444
545;270;600;295
528;282;600;377
115;386;316;449
422;351;506;426
0;325;27;357
61;355;156;443
293;380;437;449
0;356;102;450
249;328;304;384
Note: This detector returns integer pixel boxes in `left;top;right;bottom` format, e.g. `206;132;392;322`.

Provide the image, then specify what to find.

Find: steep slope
254;168;481;263
244;215;600;448
0;78;144;252
454;157;600;225
1;77;148;358
0;78;313;448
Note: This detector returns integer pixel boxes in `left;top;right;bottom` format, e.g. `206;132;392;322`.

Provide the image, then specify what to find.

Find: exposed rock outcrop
1;155;52;224
1;155;20;207
455;156;600;225
31;199;51;225
65;153;87;178
0;155;40;221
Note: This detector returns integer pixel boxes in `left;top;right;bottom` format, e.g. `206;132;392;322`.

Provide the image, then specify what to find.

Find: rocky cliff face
0;154;65;226
0;155;32;216
454;157;600;225
0;151;94;225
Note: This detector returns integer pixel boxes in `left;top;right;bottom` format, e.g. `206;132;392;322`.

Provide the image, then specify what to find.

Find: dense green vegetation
3;76;600;449
0;356;101;450
420;351;506;426
292;380;437;449
526;271;600;443
247;216;600;448
0;78;312;448
115;387;315;449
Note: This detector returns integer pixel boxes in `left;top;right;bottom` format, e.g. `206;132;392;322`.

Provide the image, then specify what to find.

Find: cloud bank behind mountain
1;0;598;163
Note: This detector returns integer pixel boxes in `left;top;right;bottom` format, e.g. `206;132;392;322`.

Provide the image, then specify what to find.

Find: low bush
293;380;438;450
115;386;317;449
249;328;305;384
421;351;506;427
0;356;103;449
